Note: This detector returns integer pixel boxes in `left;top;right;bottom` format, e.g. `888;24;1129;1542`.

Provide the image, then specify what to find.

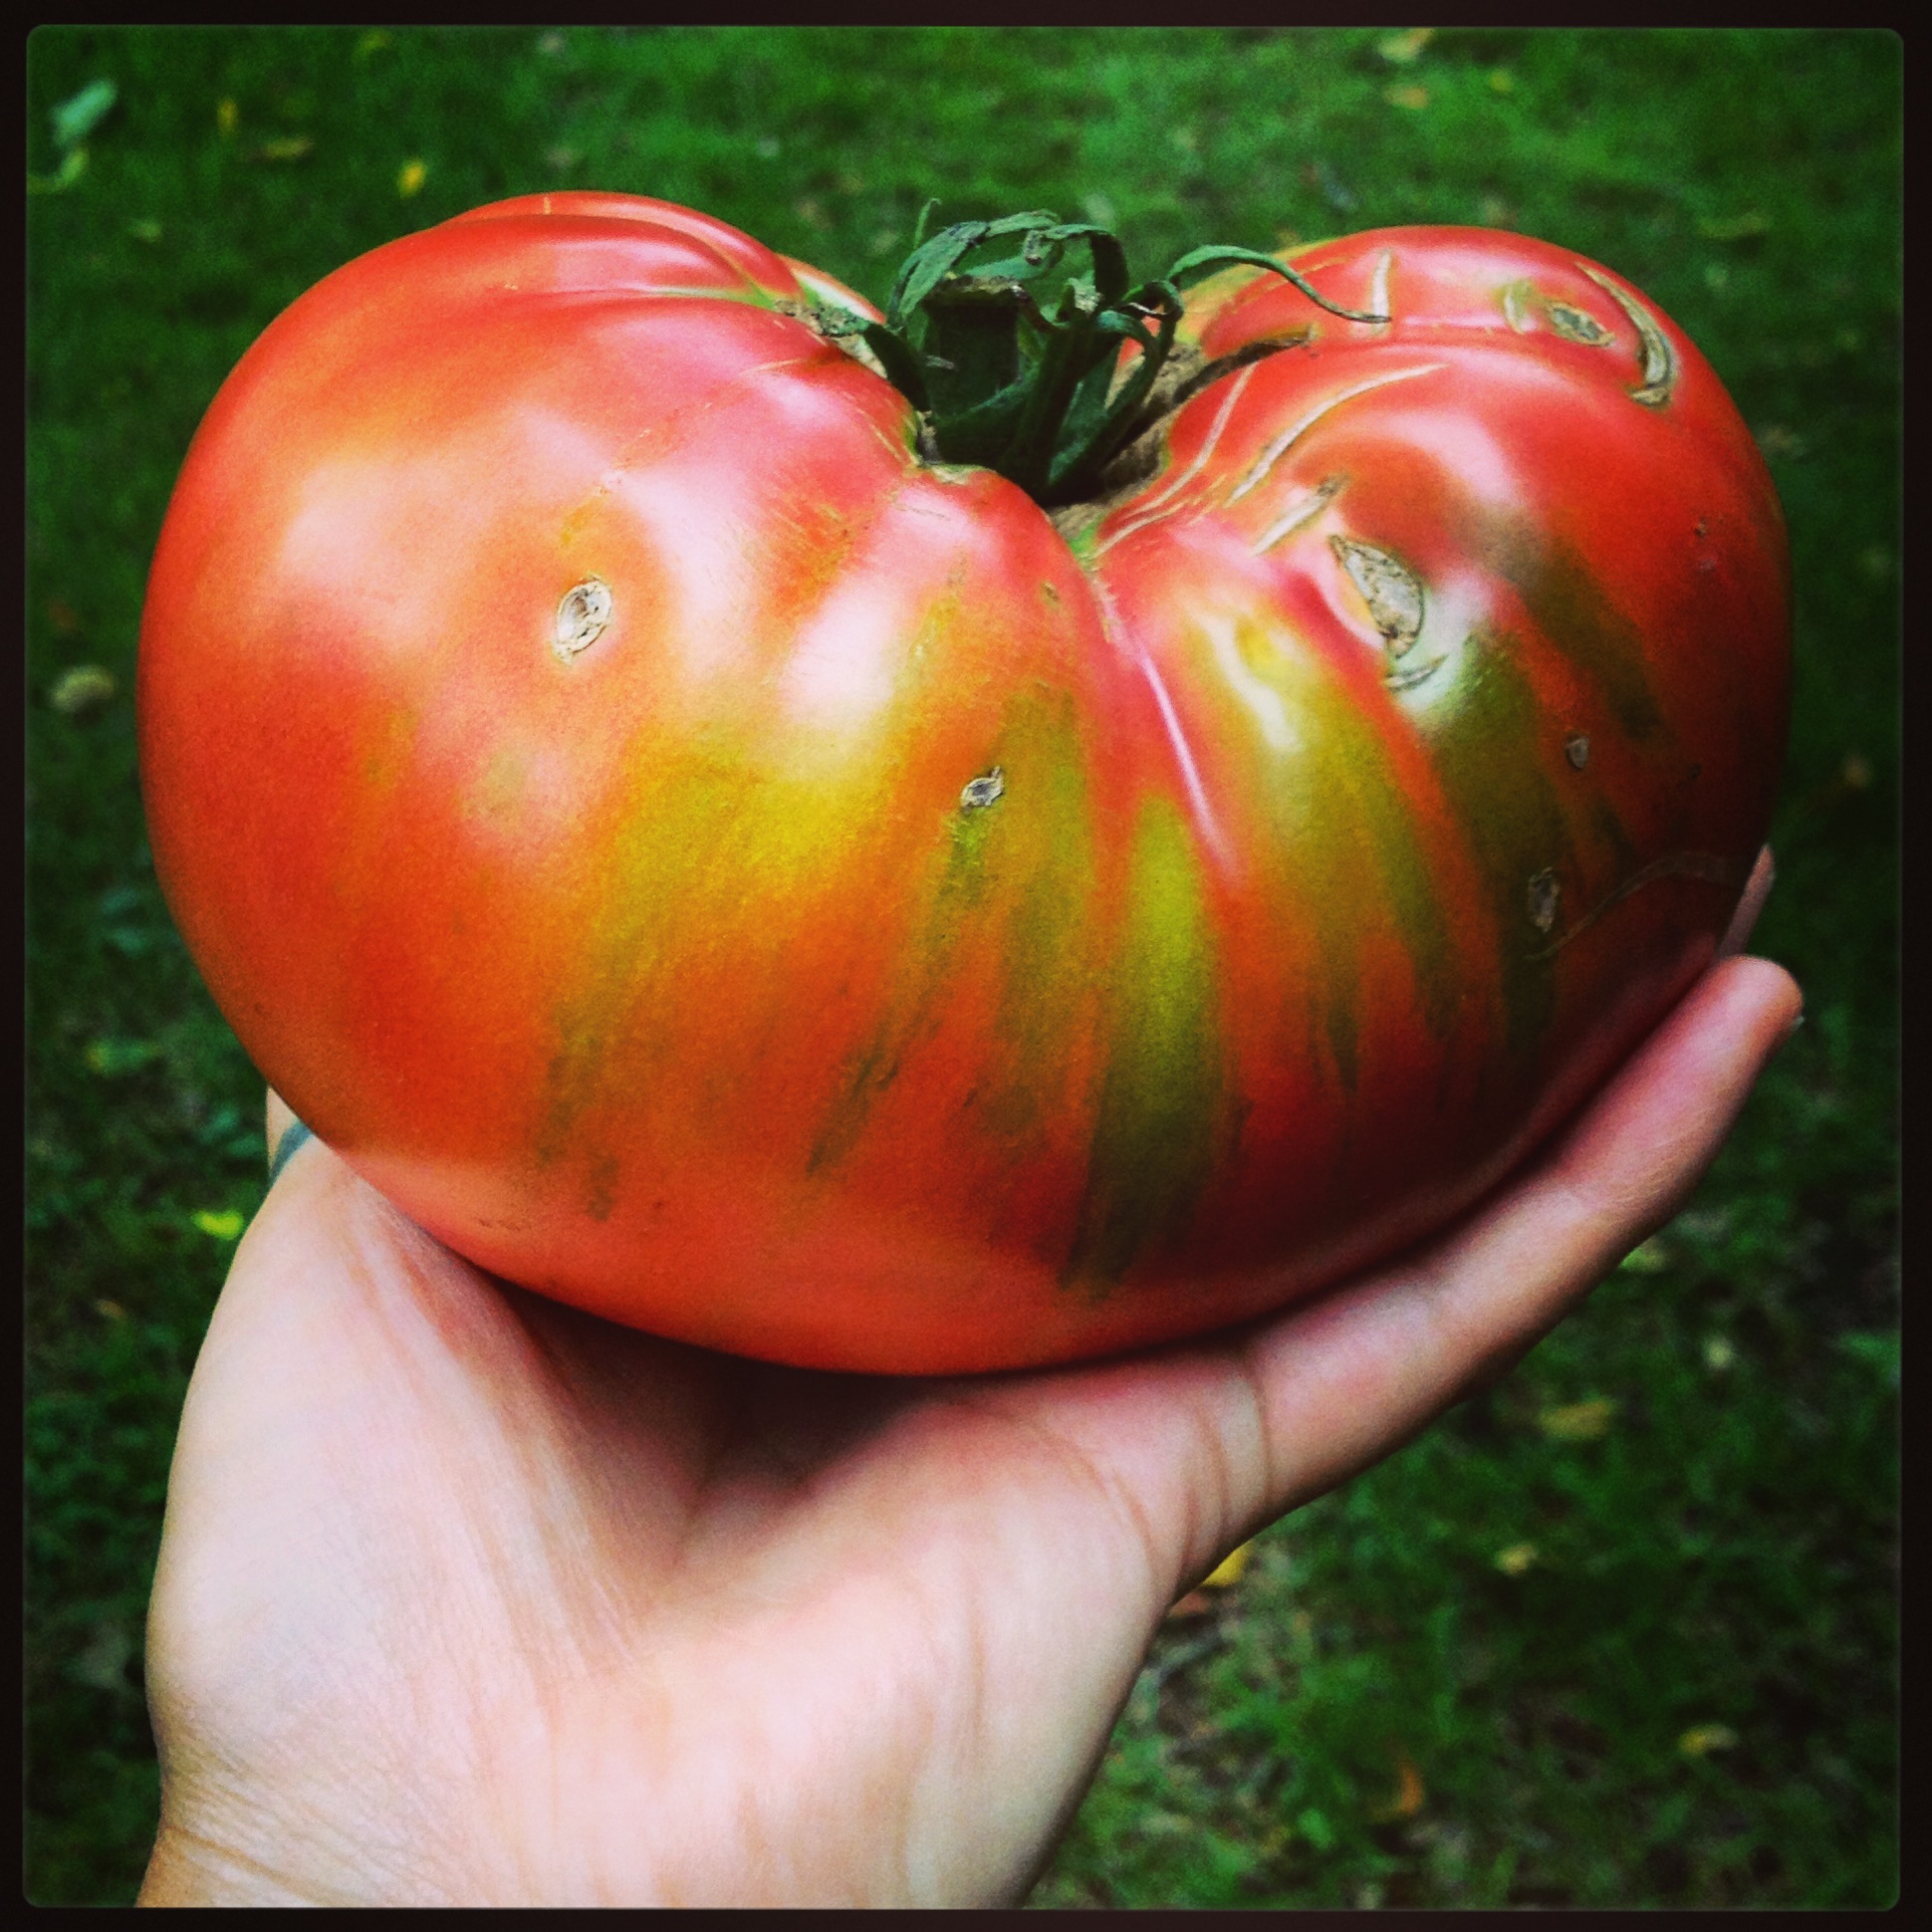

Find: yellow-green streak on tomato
1421;630;1573;1063
1065;795;1225;1296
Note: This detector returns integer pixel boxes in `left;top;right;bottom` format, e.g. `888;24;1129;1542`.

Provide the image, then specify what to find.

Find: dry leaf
85;1037;158;1077
1202;1541;1253;1588
1378;27;1434;63
1537;1397;1617;1441
51;665;117;715
1679;1723;1739;1758
1370;1746;1427;1821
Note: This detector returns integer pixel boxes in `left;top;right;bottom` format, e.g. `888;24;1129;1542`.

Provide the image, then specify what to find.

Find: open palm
140;906;1796;1906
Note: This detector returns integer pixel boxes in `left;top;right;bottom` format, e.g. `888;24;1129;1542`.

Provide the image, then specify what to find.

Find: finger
1232;953;1803;1523
1716;845;1776;959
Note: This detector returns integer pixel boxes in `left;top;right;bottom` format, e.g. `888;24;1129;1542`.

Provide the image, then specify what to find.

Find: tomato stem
854;210;1389;506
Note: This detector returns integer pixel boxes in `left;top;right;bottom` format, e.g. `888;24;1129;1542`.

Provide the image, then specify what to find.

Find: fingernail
268;1118;315;1184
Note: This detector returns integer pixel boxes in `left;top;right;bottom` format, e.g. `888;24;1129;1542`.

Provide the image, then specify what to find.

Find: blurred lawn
26;25;1898;1908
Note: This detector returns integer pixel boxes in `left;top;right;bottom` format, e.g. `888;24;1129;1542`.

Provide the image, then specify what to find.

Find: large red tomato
137;193;1788;1373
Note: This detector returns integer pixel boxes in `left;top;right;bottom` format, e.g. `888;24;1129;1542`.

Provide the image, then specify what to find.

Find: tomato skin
138;196;1788;1373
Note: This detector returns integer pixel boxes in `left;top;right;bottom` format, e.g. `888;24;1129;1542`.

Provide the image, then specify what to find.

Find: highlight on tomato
136;193;1790;1372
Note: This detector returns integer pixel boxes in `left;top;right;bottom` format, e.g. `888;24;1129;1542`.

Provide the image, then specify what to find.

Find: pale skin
139;854;1796;1907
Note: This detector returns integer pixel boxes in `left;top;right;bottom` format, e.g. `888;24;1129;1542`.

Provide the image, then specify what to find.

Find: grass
26;25;1898;1908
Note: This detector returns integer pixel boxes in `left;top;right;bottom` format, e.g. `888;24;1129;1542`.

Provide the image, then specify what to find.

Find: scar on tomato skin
1543;300;1615;346
1366;250;1393;328
1224;363;1444;510
553;579;612;660
1527;849;1745;961
1577;265;1676;406
1527;867;1562;934
960;767;1006;812
1383;650;1445;693
1330;536;1424;658
1565;734;1590;770
1087;362;1260;555
1251;474;1344;555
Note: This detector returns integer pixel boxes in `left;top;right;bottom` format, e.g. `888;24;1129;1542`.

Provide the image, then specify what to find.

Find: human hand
138;856;1796;1906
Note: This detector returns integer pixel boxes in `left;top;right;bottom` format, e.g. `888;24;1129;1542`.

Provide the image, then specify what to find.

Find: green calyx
817;202;1388;507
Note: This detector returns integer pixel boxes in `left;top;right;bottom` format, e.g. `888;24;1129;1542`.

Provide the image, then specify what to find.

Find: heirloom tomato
138;193;1788;1373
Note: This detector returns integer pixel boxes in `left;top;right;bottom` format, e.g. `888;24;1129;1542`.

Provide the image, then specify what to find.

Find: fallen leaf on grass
1369;1745;1427;1821
1378;27;1434;63
51;665;117;715
1679;1723;1739;1758
85;1037;159;1077
28;148;89;195
52;79;119;150
1202;1540;1252;1587
1536;1397;1617;1441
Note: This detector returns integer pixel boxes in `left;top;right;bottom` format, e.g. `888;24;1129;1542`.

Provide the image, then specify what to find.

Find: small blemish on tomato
554;578;611;661
1565;734;1590;770
960;766;1006;812
1330;535;1424;655
1528;868;1562;933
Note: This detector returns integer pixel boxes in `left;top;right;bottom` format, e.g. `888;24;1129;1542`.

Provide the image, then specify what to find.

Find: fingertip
1705;951;1805;1051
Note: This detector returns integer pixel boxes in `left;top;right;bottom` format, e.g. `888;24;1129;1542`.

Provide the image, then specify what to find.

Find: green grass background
25;25;1898;1908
